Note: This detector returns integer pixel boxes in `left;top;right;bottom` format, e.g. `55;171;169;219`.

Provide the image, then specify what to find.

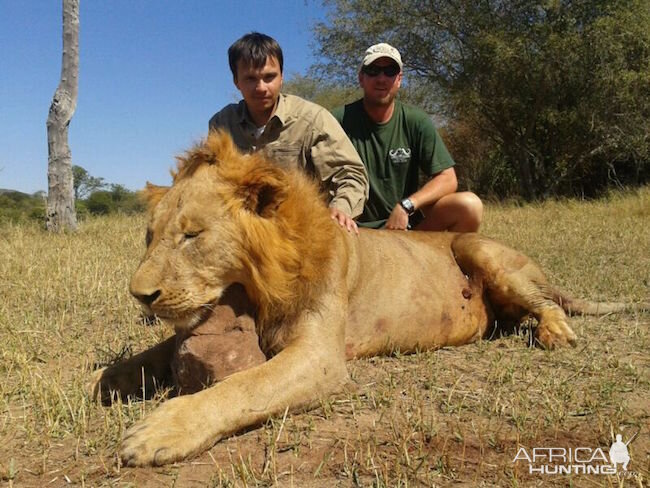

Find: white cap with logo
361;43;403;70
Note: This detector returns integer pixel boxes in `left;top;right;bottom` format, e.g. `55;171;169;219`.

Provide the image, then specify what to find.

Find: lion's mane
143;131;338;352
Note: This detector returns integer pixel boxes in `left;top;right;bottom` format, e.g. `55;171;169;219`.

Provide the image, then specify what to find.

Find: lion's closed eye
183;230;203;241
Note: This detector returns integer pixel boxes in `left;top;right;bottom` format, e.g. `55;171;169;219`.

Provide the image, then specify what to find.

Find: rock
171;284;266;394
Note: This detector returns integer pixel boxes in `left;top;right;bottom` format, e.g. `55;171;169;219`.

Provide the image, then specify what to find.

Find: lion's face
130;167;248;331
130;131;335;334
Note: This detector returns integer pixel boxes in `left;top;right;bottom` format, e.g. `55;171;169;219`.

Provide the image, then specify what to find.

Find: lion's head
130;131;336;347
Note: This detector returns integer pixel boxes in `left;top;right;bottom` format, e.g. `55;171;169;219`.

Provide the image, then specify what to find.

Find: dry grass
0;187;648;487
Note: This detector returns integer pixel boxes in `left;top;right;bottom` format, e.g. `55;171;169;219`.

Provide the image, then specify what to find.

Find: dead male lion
90;131;643;466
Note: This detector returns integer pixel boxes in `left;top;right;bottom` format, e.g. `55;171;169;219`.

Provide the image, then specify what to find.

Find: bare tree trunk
46;0;79;232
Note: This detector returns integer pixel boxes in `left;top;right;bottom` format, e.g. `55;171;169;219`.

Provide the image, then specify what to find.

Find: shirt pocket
262;144;303;170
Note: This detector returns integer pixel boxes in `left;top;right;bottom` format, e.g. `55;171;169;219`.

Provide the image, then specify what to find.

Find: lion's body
91;132;641;466
342;230;488;357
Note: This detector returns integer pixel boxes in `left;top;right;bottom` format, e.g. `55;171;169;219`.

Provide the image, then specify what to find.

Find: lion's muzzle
132;288;161;308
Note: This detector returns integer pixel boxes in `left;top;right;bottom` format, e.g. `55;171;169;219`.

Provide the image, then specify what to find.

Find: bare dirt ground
1;188;648;487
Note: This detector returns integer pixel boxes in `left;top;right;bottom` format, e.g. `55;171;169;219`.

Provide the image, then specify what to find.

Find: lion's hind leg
452;234;577;349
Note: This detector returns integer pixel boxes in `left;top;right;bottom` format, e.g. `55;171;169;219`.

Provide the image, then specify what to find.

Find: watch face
400;199;414;215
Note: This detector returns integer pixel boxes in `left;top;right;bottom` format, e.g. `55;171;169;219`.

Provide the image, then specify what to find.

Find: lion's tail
551;290;649;316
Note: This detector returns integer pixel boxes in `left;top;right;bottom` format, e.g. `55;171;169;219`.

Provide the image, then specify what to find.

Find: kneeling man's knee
465;192;483;228
456;192;483;232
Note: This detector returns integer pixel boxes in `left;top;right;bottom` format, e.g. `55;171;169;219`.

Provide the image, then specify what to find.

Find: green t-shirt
332;100;454;228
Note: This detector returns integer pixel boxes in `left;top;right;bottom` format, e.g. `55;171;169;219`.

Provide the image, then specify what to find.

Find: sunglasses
362;64;401;77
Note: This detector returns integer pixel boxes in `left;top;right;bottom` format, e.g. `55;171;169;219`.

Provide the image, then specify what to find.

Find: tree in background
283;74;359;110
46;0;80;231
283;72;440;114
1;169;141;224
72;165;105;200
84;184;145;216
315;0;650;199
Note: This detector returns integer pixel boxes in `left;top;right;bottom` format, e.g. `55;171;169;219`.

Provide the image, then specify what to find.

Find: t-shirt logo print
389;147;411;164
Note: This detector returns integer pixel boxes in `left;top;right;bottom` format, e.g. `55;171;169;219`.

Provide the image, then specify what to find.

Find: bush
84;186;145;216
0;191;46;224
86;191;115;215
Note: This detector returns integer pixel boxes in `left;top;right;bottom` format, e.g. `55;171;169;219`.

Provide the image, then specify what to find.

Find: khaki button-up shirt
208;93;368;217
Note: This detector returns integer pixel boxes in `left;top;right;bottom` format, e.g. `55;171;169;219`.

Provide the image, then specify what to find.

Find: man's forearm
409;168;458;210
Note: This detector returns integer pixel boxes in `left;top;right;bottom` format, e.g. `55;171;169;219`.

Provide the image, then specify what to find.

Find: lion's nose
133;289;161;307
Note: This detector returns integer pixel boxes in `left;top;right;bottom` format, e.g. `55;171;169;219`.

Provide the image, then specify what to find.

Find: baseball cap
361;43;403;70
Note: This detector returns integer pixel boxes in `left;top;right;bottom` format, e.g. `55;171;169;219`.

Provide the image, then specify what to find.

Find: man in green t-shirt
332;43;482;231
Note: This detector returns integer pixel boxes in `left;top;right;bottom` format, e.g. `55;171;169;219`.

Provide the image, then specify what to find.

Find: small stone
171;284;266;394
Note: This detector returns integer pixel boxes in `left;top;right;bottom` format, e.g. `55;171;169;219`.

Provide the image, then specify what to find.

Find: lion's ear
238;166;288;218
140;182;169;211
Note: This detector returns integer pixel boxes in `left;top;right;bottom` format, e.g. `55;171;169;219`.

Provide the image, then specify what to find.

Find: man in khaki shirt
209;32;368;232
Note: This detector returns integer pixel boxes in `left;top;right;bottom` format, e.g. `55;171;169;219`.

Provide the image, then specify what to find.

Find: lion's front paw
120;396;211;466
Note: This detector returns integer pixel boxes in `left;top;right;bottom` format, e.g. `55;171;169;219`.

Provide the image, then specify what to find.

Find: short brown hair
228;32;284;79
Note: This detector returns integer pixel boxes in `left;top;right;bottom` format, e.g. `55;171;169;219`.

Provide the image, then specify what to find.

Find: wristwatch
399;198;415;216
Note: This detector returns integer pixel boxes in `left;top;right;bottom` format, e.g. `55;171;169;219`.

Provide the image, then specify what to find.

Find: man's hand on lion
329;207;359;234
385;204;410;230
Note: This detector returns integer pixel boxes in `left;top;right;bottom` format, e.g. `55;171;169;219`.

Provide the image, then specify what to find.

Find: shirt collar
272;93;288;126
236;100;251;125
237;94;288;128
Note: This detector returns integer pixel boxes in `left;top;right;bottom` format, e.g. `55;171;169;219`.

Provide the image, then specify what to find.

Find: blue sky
0;1;328;194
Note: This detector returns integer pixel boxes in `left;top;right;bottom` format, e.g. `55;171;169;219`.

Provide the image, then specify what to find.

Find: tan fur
90;131;643;466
